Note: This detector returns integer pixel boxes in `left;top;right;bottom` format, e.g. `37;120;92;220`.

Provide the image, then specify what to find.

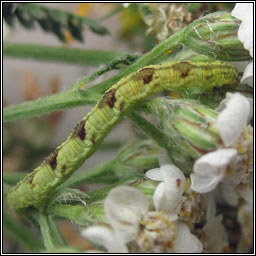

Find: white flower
146;150;204;224
190;93;253;204
191;148;237;193
217;93;251;147
232;3;253;86
81;226;128;253
82;186;202;253
146;164;185;212
104;185;149;243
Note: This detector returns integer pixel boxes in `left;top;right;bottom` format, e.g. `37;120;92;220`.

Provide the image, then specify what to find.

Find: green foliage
3;3;109;42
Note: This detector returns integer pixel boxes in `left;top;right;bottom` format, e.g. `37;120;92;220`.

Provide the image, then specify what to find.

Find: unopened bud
147;98;222;173
184;12;251;61
115;140;159;177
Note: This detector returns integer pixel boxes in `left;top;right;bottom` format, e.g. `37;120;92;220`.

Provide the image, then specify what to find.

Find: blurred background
3;3;238;253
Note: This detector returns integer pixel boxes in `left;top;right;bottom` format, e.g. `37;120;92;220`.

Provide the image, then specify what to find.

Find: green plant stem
3;43;122;66
3;87;100;123
47;216;66;247
37;213;56;251
4;29;184;123
3;210;43;252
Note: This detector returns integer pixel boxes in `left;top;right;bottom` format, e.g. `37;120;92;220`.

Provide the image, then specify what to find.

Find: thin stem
47;216;66;247
37;213;55;251
3;43;122;66
3;89;99;123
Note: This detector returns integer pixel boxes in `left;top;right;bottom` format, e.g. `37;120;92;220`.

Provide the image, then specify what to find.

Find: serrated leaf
67;16;84;42
37;18;51;32
25;3;45;19
4;3;109;42
3;3;16;26
15;8;34;28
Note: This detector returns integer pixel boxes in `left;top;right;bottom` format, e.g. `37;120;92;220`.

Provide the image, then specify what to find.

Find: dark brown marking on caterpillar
171;62;192;73
98;88;117;109
29;175;35;188
119;101;125;112
48;149;59;170
143;75;153;84
91;134;96;145
153;83;159;89
205;74;214;80
181;69;190;78
73;119;86;140
61;165;66;176
132;68;155;84
142;68;155;84
180;61;190;65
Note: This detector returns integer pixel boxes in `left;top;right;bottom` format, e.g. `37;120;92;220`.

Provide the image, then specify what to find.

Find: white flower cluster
82;184;203;253
141;3;192;42
191;93;253;204
232;3;253;87
81;3;253;253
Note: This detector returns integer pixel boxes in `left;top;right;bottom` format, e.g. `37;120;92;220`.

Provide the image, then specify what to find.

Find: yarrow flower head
82;186;202;253
190;93;253;204
232;3;253;86
140;3;192;41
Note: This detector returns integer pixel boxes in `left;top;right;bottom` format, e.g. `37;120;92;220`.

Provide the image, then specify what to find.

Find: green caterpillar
7;61;238;210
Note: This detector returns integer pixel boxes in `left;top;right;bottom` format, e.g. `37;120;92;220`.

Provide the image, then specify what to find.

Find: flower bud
148;98;222;173
184;12;251;61
115;140;159;177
